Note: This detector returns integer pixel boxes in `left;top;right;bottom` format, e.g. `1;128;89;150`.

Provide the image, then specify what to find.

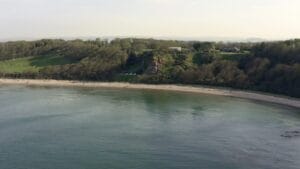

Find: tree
193;51;216;65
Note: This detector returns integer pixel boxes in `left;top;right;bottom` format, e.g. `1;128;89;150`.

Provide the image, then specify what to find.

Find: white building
168;47;182;52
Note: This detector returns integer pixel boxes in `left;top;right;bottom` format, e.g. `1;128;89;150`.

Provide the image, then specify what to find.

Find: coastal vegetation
0;38;299;97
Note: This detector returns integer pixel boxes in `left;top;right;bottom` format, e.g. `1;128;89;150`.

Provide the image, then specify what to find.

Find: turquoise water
0;85;299;169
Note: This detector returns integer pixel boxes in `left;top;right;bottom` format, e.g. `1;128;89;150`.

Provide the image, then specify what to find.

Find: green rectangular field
0;57;39;73
0;55;74;73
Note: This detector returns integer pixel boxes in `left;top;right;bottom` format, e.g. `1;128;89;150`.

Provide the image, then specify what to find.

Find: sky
0;0;300;41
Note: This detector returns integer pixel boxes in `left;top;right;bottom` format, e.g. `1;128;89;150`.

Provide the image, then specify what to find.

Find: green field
0;55;74;73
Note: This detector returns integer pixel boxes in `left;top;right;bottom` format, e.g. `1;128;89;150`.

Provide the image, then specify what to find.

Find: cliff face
145;54;176;75
145;57;159;74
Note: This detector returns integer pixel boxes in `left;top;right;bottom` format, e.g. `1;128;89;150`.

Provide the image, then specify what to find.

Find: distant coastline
0;36;268;43
0;78;299;108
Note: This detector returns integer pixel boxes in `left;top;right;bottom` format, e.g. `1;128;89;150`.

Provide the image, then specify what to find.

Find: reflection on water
0;85;299;169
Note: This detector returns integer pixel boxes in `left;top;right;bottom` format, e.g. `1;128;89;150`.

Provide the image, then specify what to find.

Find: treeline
0;38;299;97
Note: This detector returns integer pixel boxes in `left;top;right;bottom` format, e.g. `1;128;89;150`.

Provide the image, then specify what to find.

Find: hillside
0;38;299;97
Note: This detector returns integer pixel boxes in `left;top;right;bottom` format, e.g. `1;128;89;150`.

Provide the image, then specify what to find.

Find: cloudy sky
0;0;299;40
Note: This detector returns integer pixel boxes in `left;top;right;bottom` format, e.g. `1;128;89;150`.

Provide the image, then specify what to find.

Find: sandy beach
0;78;299;108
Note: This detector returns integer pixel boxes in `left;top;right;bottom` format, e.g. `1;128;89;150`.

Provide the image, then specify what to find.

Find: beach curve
0;78;299;108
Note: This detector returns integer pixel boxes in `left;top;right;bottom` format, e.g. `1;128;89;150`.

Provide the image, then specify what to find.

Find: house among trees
168;47;182;52
222;47;240;52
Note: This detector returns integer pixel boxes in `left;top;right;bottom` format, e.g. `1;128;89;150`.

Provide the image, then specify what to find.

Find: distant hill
0;36;268;43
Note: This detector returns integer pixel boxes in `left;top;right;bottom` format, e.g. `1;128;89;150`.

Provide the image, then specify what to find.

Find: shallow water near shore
0;85;299;169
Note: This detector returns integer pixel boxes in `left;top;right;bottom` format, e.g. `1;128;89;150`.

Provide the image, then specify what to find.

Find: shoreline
0;78;299;108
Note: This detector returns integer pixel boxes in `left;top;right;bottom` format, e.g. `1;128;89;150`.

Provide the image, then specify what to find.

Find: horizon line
0;35;298;43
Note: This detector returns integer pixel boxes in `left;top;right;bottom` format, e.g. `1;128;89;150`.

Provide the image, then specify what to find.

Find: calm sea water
0;85;299;169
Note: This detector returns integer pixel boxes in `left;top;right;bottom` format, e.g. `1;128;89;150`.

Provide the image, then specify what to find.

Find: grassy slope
0;55;74;73
0;57;39;73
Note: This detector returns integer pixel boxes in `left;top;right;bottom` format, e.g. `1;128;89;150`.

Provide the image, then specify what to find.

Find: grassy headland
0;38;299;98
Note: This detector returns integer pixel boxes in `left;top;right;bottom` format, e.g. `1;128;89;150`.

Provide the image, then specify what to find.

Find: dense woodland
0;38;299;97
